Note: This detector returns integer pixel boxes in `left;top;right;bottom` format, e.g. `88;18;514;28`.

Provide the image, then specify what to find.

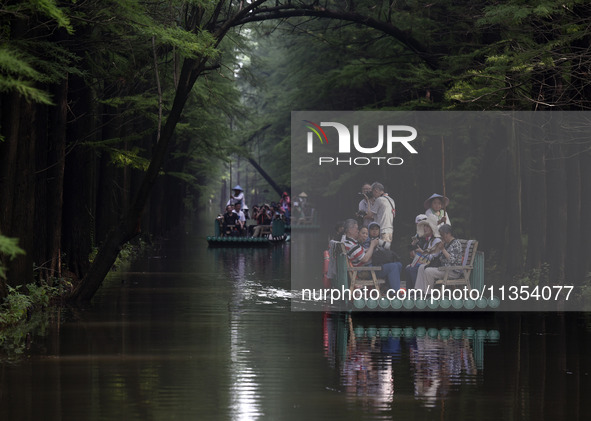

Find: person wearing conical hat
227;184;249;216
294;192;309;224
424;193;451;227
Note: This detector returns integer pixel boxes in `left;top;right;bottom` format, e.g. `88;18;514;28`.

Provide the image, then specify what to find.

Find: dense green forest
1;0;591;302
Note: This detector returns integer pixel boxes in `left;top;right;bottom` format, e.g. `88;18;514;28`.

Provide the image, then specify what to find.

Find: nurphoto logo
303;120;418;166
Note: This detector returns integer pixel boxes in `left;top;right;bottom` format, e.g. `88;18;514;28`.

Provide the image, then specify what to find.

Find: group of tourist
339;182;463;294
217;185;291;237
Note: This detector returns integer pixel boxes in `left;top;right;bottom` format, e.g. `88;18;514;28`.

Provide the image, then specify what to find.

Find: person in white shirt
424;193;451;227
371;182;396;242
227;185;249;218
233;202;246;236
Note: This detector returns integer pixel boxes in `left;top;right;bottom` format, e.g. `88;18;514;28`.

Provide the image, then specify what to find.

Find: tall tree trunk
478;129;507;254
70;57;207;302
0;92;21;237
524;134;546;270
35;100;49;280
7;99;37;285
62;76;94;280
247;157;284;197
579;149;591;283
46;77;68;279
545;141;567;284
95;108;120;245
504;117;523;276
565;142;581;283
219;179;227;211
148;175;165;235
0;92;22;295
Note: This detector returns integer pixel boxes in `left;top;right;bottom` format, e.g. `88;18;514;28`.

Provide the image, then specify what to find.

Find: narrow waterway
1;214;590;420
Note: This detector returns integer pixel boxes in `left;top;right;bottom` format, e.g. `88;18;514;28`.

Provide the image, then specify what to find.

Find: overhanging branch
225;3;438;69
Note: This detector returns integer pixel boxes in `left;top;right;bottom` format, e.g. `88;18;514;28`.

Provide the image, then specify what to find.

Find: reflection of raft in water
207;219;289;247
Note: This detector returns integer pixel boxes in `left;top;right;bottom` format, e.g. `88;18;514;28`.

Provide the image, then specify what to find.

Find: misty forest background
1;0;591;302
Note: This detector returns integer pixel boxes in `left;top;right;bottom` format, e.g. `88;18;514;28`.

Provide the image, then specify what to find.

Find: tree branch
152;36;163;144
225;3;438;69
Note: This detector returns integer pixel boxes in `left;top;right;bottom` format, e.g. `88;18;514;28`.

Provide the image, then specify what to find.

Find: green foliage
0;0;76;102
0;46;55;104
0;281;57;325
0;234;26;280
26;282;59;309
28;0;74;34
0;46;48;80
446;0;591;110
109;147;151;171
149;25;219;59
4;0;590;295
0;309;52;359
89;236;151;271
514;263;551;287
479;1;565;26
0;281;63;360
0;286;32;325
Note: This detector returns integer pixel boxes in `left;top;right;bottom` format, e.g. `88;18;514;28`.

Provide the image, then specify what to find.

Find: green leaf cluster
0;234;25;280
0;0;76;103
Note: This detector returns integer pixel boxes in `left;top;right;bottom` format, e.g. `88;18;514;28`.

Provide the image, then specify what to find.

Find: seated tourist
270;202;285;222
252;204;273;237
366;221;400;265
233;202;247;236
409;214;428;256
247;205;259;236
368;222;391;250
358;226;370;249
342;219;402;291
415;224;463;293
222;205;239;236
405;214;441;289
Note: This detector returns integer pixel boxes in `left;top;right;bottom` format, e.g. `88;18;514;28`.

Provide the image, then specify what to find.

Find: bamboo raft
207;219;288;247
207;234;288;247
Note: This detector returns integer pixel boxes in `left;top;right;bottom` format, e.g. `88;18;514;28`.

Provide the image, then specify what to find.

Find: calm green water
1;218;590;420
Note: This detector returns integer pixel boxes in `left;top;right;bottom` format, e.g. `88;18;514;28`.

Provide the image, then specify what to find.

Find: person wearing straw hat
227;185;249;218
294;192;310;224
424;193;451;227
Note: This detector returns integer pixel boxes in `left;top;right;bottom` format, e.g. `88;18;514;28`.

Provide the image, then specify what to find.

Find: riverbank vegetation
0;233;149;340
1;0;591;306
